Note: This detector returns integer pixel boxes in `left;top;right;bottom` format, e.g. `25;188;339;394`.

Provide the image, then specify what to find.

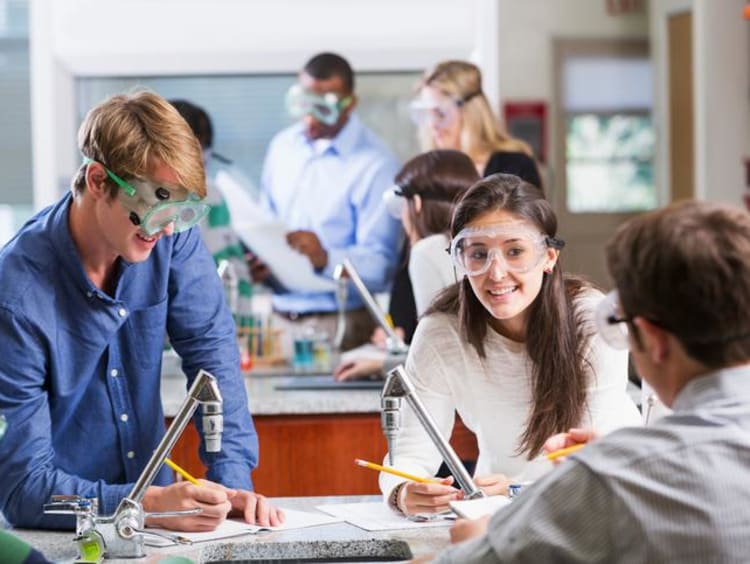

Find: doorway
553;39;655;288
667;11;695;202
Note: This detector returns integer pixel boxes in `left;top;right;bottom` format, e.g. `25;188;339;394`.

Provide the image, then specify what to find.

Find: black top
388;245;418;344
483;151;542;189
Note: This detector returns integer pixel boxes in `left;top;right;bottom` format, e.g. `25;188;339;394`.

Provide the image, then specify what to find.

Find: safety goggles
595;290;750;350
409;88;479;129
382;184;457;220
285;83;353;126
450;223;564;277
83;157;210;236
594;290;631;350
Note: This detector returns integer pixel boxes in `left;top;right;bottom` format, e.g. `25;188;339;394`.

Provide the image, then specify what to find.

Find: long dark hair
396;149;480;240
427;173;592;458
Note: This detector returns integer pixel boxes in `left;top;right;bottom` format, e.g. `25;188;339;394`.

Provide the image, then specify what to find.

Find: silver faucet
333;259;408;354
44;369;223;559
381;365;484;500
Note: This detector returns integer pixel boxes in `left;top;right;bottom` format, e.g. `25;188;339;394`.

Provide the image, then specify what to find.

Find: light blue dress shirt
0;194;258;529
260;114;402;314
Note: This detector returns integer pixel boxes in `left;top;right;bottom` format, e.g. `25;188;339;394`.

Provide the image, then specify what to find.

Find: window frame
564;107;656;213
553;38;654;227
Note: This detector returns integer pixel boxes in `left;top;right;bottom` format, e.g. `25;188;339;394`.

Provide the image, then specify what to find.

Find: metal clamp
382;365;484;500
44;369;222;560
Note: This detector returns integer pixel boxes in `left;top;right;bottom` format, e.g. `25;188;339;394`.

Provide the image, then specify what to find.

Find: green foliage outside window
566;113;656;213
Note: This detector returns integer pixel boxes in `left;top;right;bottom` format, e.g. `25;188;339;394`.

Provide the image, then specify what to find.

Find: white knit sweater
379;289;642;497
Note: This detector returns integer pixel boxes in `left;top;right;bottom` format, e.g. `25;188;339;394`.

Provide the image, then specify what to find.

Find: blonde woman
410;60;541;187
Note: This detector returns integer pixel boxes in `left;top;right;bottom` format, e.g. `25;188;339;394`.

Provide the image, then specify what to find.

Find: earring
544;266;553;274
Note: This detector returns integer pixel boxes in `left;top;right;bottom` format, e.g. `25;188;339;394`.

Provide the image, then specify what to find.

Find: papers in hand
215;169;267;225
235;220;336;293
449;496;512;520
144;508;342;547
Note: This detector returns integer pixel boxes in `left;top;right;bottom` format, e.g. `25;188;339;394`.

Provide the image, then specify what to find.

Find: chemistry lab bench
159;357;479;498
10;495;451;563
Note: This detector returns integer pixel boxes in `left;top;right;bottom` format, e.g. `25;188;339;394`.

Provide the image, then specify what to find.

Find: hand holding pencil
543;427;598;466
355;458;458;515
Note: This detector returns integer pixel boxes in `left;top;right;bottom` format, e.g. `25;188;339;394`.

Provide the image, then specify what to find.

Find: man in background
257;52;401;350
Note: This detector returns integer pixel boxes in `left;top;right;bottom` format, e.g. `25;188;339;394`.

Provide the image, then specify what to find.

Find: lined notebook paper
316;501;453;532
449;496;512;520
144;508;342;547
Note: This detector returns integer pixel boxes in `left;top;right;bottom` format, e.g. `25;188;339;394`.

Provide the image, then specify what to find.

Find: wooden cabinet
168;413;478;497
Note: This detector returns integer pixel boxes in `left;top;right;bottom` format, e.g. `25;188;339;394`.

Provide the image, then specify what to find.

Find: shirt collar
295;113;362;158
672;363;750;412
50;192;127;300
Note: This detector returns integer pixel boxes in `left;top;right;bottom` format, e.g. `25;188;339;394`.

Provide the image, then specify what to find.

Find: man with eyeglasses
0;90;281;531
419;200;750;563
255;52;401;351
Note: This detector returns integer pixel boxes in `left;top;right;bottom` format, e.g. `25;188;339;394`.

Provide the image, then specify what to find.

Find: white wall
650;0;750;206
496;0;649;190
35;0;748;213
29;0;485;208
694;0;750;205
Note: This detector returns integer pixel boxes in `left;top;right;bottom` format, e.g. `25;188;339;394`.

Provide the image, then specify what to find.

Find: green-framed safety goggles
82;157;210;236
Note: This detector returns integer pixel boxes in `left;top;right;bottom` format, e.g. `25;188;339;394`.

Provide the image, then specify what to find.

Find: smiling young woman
379;173;641;517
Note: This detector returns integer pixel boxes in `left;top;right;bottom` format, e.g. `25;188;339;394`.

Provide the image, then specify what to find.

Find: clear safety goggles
285;83;353;126
450;223;564;277
83;157;210;236
409;91;463;129
594;290;631;350
382;184;457;220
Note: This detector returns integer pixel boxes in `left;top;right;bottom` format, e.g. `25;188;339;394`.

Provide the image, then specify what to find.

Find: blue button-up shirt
261;114;402;314
0;194;258;529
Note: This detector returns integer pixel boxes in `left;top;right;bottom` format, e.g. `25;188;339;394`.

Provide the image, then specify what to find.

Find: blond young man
423;201;750;562
0;91;281;531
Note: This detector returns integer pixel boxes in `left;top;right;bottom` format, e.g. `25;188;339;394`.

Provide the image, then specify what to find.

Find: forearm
2;462;131;529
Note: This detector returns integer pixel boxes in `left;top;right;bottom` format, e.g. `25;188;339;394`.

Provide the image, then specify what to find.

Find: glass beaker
312;330;332;373
292;326;315;373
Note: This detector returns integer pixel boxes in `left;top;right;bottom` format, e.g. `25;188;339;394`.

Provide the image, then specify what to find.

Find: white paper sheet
449;496;512;520
340;343;388;364
215;170;270;226
234;220;337;293
316;501;453;532
145;508;343;547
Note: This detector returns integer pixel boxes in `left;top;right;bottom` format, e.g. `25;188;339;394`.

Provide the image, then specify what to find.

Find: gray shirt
434;365;750;563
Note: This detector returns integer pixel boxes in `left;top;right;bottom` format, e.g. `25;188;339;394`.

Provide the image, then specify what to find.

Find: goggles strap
457;90;482;106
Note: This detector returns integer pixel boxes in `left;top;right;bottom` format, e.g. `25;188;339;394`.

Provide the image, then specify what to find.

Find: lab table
10;495;451;563
160;360;478;497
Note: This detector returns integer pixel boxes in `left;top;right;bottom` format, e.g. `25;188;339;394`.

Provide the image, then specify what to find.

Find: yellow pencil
354;458;441;484
165;457;201;485
545;443;586;460
384;313;395;329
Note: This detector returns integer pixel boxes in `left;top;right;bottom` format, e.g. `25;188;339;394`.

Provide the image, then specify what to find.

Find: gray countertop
160;352;383;418
10;495;450;563
160;351;643;419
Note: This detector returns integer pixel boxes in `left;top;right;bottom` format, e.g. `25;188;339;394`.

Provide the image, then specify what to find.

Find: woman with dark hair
334;150;479;381
380;173;640;515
